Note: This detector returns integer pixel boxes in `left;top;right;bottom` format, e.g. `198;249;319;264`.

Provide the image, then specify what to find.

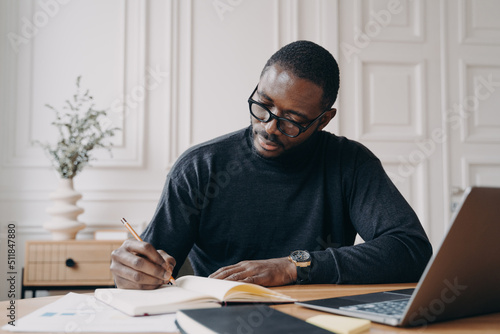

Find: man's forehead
258;65;324;111
261;65;295;86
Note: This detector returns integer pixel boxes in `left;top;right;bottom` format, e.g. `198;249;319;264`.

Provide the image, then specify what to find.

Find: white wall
1;0;500;300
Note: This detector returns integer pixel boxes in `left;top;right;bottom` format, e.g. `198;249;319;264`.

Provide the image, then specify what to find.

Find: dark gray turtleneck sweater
141;126;432;284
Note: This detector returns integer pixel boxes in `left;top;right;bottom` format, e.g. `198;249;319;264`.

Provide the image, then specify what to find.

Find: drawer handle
65;258;76;268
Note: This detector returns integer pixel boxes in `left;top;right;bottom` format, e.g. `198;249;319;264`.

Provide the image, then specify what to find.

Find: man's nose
264;117;281;136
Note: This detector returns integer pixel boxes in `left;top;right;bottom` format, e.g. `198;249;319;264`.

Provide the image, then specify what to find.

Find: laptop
296;186;500;327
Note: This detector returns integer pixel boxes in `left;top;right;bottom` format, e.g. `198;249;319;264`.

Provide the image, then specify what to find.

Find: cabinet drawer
26;262;113;284
24;240;123;286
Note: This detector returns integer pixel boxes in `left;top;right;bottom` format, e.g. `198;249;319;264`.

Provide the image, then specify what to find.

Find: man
110;40;432;289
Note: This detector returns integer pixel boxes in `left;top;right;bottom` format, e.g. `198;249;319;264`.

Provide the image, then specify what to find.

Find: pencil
120;218;176;285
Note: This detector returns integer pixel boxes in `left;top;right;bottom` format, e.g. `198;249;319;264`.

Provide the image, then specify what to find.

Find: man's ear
317;108;337;131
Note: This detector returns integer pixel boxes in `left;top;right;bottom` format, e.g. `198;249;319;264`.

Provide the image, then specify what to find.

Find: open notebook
95;275;295;316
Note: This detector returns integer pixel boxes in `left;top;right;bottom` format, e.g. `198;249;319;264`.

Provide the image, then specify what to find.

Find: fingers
113;270;163;290
209;263;242;279
209;257;296;287
209;262;249;280
110;239;175;289
122;239;166;267
209;261;259;282
157;249;176;273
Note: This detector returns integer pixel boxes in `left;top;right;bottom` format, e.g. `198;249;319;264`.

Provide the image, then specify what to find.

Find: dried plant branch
34;76;120;179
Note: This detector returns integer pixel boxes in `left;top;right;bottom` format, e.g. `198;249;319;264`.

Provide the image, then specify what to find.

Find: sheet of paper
2;293;178;333
306;314;371;334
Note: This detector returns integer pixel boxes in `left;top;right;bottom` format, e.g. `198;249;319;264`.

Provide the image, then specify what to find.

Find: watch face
291;250;311;262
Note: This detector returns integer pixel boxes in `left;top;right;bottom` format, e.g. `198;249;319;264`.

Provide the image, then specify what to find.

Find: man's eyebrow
257;89;310;122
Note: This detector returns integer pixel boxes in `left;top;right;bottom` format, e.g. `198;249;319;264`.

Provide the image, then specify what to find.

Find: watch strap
296;265;311;284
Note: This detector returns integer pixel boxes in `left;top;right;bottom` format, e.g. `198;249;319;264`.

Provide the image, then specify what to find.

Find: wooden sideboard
22;240;123;298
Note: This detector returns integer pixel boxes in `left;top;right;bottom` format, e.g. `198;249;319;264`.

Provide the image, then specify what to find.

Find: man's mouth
257;135;281;151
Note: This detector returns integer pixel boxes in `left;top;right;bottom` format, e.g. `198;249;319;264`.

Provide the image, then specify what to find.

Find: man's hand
110;239;176;289
208;257;297;287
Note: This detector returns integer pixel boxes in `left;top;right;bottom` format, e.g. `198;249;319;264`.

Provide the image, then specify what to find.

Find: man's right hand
110;239;176;289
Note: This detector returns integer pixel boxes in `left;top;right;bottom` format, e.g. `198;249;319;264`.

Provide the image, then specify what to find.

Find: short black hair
261;40;340;109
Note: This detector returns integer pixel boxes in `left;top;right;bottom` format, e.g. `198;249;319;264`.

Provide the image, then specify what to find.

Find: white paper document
2;293;178;333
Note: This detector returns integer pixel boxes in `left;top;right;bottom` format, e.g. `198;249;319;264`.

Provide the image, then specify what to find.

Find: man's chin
250;124;286;158
254;142;283;159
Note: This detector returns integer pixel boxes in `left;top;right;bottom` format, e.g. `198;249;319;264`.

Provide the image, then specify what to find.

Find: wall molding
461;157;500;188
458;0;500;45
167;0;193;169
277;0;299;47
354;0;425;44
439;0;451;225
320;0;341;135
3;0;147;169
354;59;426;141
458;59;500;143
0;0;17;168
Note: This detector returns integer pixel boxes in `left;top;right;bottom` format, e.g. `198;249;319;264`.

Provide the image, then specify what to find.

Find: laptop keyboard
340;299;409;318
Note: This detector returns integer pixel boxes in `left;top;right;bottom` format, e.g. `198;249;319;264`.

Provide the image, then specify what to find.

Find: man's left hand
208;257;297;287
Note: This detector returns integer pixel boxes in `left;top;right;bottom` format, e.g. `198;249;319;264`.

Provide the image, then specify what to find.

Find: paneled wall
1;0;500;300
338;0;444;242
445;0;500;216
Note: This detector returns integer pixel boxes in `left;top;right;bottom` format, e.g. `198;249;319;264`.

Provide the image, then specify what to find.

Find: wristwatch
288;250;312;284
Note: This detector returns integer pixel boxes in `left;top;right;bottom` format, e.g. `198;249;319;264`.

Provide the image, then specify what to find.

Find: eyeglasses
248;85;329;138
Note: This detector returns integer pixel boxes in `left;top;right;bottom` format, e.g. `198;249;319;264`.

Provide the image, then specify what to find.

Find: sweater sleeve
309;158;433;284
140;172;200;278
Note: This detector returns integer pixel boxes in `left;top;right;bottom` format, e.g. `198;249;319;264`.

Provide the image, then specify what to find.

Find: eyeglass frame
247;85;331;138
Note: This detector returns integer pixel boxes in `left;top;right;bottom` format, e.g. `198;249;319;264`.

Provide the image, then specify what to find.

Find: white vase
44;178;85;240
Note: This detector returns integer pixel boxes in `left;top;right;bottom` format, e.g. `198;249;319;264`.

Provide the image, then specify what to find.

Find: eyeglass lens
250;102;300;137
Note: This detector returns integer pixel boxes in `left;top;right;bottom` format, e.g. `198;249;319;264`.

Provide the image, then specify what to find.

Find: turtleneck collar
244;126;321;172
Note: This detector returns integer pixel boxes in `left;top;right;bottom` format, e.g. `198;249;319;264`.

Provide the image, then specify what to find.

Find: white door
337;0;445;245
444;0;500;224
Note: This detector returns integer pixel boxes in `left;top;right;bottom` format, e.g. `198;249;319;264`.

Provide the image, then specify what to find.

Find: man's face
250;64;334;159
